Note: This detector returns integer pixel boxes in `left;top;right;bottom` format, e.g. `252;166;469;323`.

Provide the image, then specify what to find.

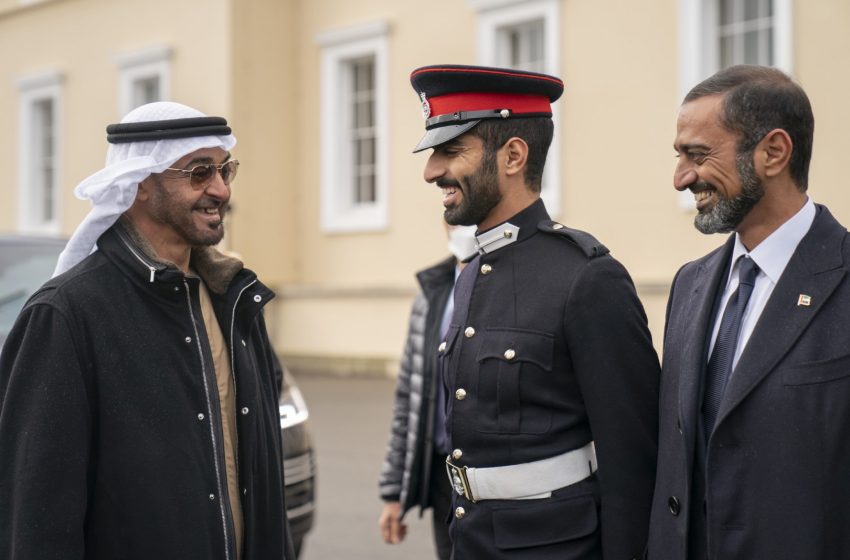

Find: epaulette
538;220;610;259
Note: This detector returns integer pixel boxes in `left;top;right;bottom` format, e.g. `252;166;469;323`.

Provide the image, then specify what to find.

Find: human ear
136;175;163;202
502;137;529;178
759;128;793;179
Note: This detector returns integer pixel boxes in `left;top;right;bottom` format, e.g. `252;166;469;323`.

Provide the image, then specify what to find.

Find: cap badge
419;92;431;120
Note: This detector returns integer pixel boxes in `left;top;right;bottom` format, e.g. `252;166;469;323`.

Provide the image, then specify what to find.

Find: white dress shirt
708;197;816;371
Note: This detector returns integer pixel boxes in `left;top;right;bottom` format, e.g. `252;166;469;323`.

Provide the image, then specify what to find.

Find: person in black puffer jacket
378;225;477;560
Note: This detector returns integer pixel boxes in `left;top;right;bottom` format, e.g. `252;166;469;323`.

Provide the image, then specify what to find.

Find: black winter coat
379;256;455;516
440;200;660;559
0;222;294;560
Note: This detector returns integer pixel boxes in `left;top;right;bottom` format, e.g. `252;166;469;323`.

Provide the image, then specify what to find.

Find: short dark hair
469;117;554;193
684;65;814;191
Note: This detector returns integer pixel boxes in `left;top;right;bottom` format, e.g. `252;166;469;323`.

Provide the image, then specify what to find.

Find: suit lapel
717;206;848;426
678;237;735;463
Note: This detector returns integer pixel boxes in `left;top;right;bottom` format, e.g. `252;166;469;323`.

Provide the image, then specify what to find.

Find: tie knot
738;256;759;287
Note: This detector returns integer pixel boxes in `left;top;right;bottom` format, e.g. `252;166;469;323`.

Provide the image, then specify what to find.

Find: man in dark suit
410;64;660;560
649;65;850;559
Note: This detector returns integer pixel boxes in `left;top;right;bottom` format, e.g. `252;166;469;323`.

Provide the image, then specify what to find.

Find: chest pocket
475;328;554;434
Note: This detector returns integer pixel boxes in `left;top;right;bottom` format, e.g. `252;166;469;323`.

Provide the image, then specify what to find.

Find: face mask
447;225;478;261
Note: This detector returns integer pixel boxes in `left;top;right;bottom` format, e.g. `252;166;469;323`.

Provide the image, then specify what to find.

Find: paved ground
296;373;438;560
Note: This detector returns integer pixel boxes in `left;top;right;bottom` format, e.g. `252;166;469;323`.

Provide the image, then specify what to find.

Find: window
678;0;791;97
17;72;63;234
677;0;791;208
350;57;377;205
498;19;546;72
115;46;172;115
473;0;562;216
718;0;775;67
317;21;389;233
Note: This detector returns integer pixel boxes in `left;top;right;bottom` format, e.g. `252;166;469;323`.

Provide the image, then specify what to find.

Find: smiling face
674;94;764;234
423;133;502;228
143;147;232;248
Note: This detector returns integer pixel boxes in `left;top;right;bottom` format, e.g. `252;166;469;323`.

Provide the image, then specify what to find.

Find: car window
0;239;65;349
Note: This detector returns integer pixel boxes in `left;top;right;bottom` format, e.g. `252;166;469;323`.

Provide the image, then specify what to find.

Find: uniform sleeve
564;255;660;560
0;302;91;560
378;294;426;503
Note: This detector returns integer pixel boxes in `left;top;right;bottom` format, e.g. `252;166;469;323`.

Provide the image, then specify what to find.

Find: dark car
0;235;68;349
0;234;316;557
279;372;316;557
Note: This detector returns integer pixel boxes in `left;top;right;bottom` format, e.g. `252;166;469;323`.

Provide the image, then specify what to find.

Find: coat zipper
185;279;233;560
116;230;164;282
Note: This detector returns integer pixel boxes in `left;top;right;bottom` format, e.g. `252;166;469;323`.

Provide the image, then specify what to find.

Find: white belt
445;441;597;502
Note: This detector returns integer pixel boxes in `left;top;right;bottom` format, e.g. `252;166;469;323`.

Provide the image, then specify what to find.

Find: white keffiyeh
53;102;237;276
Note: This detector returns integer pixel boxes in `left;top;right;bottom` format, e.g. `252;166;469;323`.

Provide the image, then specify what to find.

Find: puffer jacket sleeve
378;292;427;501
0;298;91;560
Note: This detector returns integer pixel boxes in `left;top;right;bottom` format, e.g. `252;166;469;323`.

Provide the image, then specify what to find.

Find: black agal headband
105;116;231;144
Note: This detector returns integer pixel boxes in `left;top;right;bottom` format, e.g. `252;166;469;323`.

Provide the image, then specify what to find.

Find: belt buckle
445;456;475;502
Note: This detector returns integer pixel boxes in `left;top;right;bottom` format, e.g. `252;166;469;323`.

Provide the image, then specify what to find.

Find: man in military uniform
410;64;660;559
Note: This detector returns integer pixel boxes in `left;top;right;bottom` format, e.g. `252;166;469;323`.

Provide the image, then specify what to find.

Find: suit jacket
442;199;660;560
648;204;850;560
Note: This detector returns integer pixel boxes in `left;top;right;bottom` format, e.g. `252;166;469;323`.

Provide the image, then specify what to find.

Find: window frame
17;71;64;235
115;45;173;116
471;0;562;216
316;21;390;234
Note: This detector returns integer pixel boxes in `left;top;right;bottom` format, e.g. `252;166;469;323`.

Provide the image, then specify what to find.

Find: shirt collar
731;197;816;284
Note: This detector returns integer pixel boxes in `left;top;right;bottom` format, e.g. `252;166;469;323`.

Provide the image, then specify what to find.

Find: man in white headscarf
0;102;295;560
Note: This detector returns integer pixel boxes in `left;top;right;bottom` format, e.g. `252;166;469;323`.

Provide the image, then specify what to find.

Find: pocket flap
782;352;850;386
476;328;554;371
492;494;597;550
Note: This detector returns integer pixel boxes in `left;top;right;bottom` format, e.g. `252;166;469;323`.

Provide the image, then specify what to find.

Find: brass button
480;263;492;275
455;507;466;519
552;223;564;230
464;326;476;338
452;448;463;460
455;388;467;400
503;230;512;239
503;348;516;361
438;341;447;353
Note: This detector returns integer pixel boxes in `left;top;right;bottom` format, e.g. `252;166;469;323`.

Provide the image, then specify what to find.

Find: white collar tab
475;223;520;254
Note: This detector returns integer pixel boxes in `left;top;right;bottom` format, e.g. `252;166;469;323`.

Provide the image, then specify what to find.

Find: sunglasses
165;160;240;188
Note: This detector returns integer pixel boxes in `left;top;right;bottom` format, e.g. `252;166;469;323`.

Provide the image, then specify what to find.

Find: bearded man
410;64;660;559
0;102;295;560
648;65;850;559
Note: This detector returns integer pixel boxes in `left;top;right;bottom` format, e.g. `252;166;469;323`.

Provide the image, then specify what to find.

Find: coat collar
676;236;735;454
715;204;847;427
102;217;246;295
416;255;456;295
676;205;848;445
474;198;548;254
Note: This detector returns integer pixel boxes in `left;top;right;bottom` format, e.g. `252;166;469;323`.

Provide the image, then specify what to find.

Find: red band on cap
428;92;551;118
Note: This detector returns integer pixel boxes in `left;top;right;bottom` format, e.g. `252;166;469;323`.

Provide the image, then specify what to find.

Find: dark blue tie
703;256;760;439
